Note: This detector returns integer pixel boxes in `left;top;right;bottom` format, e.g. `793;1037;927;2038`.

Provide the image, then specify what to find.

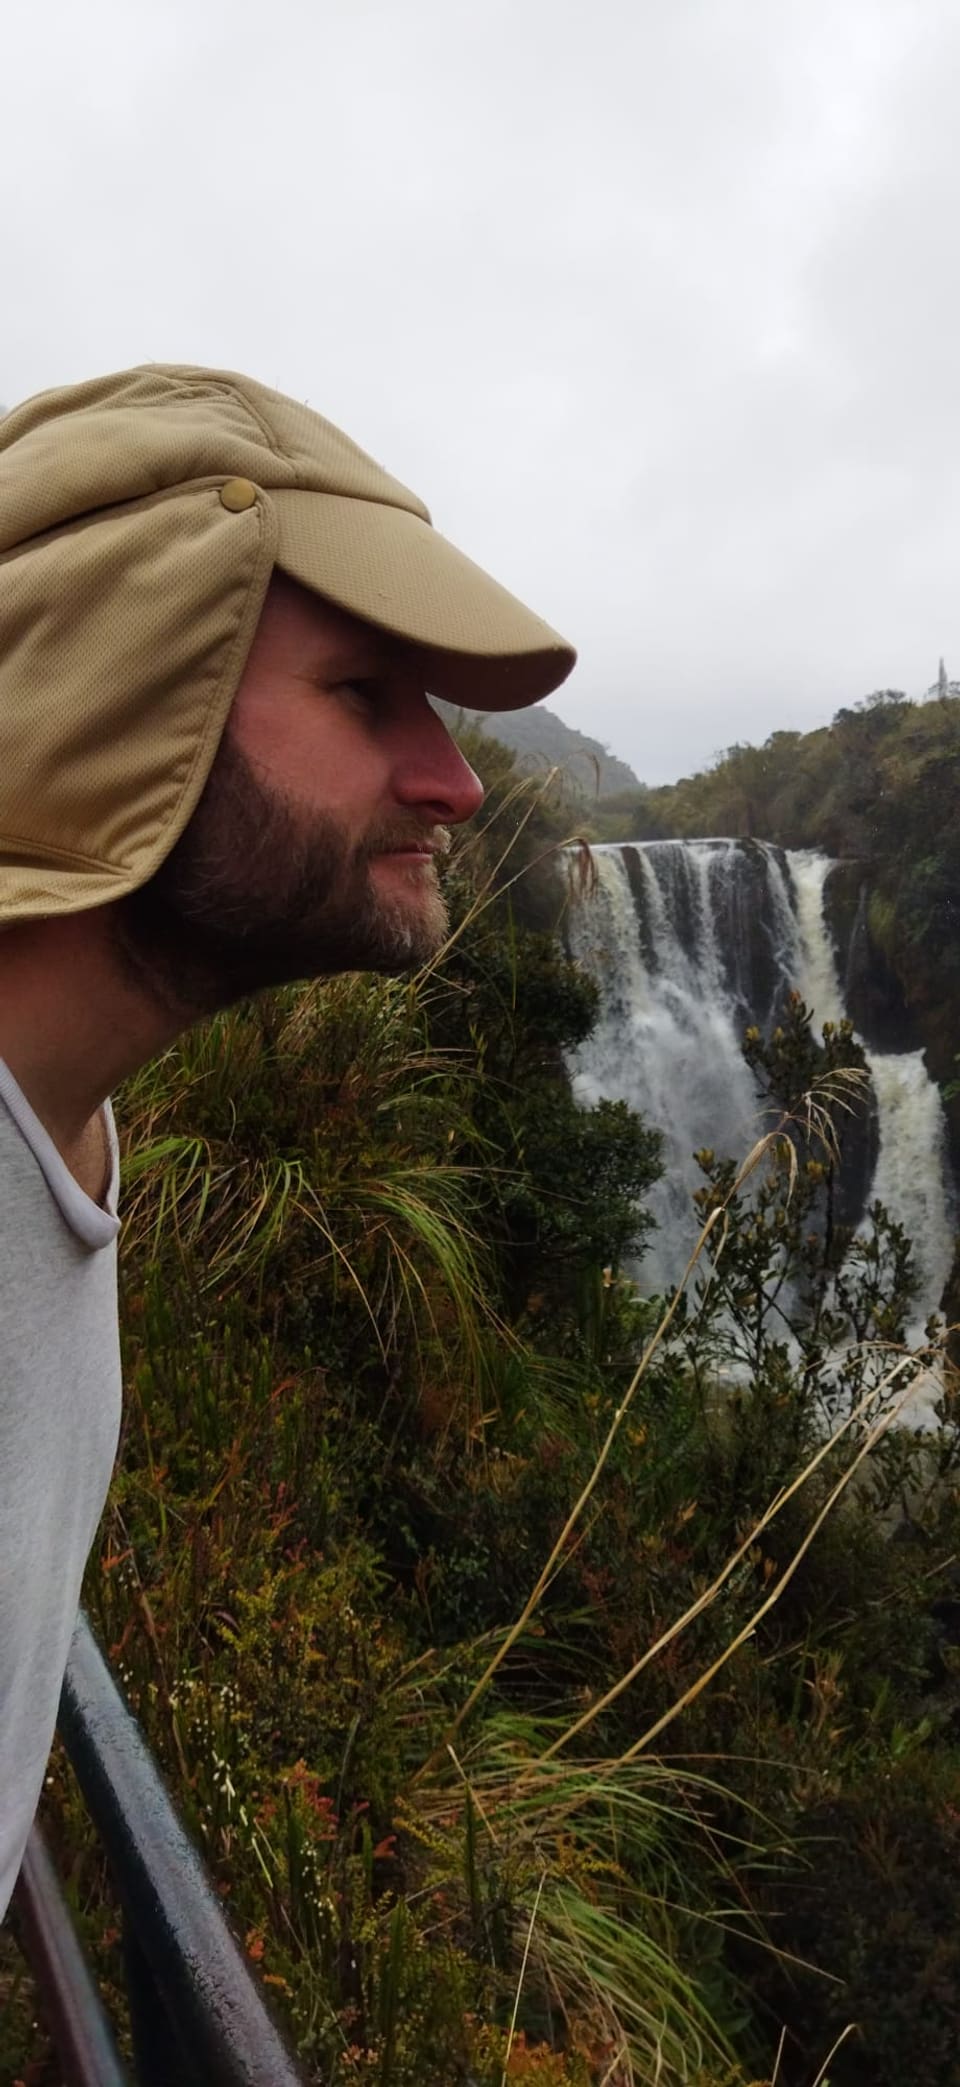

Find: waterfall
566;841;954;1410
566;844;774;1294
789;852;954;1361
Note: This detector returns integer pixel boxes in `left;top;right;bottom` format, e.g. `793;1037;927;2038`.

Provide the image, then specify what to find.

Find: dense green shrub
9;743;960;2083
748;1754;960;2087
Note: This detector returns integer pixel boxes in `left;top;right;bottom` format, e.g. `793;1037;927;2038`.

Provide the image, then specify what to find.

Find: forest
5;697;960;2086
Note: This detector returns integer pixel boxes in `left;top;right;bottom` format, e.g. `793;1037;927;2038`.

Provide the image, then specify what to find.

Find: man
0;363;575;1914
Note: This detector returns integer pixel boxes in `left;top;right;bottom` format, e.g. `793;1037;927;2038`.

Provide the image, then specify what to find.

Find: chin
370;891;449;968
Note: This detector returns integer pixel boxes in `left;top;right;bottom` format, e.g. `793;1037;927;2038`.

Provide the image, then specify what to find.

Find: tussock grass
18;780;958;2086
417;1070;891;1777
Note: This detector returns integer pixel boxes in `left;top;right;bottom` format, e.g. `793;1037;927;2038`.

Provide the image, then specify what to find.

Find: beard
108;731;451;1020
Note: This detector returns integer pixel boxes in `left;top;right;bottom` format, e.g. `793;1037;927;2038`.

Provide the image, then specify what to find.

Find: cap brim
274;488;575;711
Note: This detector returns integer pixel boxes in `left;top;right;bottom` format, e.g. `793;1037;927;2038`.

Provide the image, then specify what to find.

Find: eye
335;677;381;710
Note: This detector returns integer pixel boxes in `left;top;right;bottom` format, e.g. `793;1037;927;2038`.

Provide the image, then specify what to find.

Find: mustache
361;823;452;861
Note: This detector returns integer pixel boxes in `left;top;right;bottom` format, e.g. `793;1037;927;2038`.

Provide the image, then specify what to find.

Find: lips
368;827;451;862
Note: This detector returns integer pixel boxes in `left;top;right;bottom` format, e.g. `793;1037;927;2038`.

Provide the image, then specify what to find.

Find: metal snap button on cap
219;477;259;512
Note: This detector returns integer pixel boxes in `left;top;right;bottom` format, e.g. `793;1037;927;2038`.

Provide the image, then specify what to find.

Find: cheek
227;690;306;776
228;692;390;805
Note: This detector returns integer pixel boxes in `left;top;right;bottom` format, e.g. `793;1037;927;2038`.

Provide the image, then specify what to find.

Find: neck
0;913;189;1158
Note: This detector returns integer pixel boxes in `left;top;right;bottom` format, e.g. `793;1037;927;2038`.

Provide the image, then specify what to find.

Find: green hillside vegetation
5;731;960;2084
604;682;960;861
434;698;642;801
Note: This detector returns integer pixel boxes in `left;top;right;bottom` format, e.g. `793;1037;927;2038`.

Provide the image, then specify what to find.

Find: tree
925;659;960;700
680;993;926;1439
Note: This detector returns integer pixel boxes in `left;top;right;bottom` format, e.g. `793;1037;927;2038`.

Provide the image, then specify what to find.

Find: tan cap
0;363;576;922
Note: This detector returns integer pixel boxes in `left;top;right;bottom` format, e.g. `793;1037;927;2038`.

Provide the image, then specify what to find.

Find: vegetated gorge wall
563;839;957;1356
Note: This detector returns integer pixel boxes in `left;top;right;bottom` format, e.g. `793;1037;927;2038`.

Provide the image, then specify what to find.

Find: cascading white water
566;841;954;1414
566;846;762;1293
789;852;954;1375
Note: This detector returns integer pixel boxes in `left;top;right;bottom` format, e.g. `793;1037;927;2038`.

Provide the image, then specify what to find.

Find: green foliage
748;1754;960;2087
682;995;924;1423
14;751;960;2085
421;880;663;1327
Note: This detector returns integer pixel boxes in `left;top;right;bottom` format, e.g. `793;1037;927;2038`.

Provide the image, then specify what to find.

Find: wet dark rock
821;861;917;1054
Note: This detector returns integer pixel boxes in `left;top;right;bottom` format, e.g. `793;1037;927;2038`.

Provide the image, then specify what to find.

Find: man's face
110;574;485;1015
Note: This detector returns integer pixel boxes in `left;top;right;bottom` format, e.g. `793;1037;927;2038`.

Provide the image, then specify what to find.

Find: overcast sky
4;0;959;784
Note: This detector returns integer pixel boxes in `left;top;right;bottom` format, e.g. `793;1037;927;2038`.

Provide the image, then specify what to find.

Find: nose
392;699;485;827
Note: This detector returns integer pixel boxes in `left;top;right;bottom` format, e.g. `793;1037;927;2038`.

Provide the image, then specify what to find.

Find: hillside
435;696;641;799
12;703;960;2087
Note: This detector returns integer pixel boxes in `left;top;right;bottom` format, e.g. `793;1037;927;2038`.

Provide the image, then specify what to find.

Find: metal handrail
14;1823;130;2087
41;1609;309;2087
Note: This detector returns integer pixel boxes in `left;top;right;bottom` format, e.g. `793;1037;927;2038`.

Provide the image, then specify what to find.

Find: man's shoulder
0;1083;48;1186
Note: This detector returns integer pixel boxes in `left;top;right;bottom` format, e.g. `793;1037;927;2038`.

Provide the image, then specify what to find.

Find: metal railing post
12;1822;130;2087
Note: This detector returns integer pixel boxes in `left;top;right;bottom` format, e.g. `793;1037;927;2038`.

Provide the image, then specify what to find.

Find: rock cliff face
821;864;960;1328
823;862;957;1107
821;864;915;1057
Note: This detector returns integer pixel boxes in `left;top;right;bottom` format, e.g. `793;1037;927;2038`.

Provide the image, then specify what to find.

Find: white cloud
4;0;959;782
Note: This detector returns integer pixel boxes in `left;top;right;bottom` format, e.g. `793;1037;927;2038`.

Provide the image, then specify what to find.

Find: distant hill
435;699;641;801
